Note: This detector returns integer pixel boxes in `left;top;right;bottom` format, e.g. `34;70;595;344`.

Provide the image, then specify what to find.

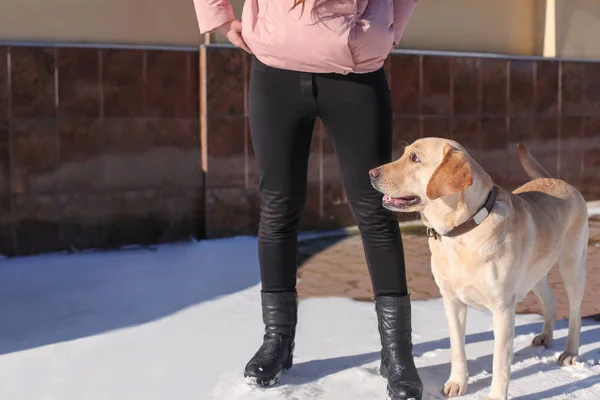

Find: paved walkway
297;219;600;320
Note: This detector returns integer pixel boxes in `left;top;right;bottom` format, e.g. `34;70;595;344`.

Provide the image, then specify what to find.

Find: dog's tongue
383;195;391;202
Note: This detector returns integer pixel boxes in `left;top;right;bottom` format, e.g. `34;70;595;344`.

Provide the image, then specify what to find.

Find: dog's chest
430;245;493;308
434;272;490;308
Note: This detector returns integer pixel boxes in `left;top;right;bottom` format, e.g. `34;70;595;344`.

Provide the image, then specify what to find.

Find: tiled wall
2;44;600;255
201;46;600;238
0;46;203;256
387;55;600;199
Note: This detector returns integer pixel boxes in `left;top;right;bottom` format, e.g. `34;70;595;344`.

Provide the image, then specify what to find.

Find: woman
195;0;422;399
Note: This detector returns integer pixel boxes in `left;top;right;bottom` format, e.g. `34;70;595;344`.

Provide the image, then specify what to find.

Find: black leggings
249;57;408;297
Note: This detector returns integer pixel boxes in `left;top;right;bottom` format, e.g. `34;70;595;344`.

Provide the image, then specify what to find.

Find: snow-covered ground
0;237;599;399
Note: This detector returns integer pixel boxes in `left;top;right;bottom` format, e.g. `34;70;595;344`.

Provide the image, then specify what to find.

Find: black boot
244;291;297;387
376;295;423;400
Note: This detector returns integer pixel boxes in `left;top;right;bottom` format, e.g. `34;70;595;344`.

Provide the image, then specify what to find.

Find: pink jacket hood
195;0;417;74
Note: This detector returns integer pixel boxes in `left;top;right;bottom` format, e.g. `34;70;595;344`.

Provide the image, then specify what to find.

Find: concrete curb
298;201;600;242
588;200;600;217
297;218;424;242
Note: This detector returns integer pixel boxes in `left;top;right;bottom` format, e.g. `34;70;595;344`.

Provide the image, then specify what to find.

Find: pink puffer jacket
195;0;417;74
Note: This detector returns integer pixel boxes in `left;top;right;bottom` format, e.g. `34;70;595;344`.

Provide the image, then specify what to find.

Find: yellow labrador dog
369;138;588;400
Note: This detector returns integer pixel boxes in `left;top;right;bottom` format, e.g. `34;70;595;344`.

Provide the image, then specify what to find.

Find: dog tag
473;208;489;225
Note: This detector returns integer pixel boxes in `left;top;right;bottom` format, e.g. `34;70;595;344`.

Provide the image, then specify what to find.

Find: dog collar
426;185;498;241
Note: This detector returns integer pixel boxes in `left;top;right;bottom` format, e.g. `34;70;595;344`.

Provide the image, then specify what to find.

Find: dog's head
369;138;476;213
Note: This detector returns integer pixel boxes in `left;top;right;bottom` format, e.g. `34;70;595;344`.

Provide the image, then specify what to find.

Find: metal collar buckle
426;227;439;240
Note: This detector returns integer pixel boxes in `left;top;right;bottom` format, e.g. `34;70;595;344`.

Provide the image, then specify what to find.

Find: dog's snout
369;168;380;180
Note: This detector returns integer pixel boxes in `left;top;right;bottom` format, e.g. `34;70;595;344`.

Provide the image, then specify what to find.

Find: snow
0;237;599;399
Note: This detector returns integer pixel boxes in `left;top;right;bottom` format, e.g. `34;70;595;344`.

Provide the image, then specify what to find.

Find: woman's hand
216;20;252;54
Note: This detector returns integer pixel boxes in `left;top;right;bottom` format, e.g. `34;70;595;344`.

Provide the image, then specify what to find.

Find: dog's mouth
382;194;421;209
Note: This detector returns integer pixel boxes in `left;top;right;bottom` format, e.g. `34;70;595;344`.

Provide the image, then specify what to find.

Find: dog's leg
442;295;468;398
557;245;587;366
485;305;515;400
531;277;556;348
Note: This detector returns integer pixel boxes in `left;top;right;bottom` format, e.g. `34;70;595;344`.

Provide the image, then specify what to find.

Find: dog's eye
409;153;420;163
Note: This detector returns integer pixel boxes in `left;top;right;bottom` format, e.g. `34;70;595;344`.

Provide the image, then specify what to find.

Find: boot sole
244;369;283;388
244;355;293;388
386;388;422;400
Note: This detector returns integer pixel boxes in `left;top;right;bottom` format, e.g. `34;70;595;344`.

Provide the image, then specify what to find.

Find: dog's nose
369;169;380;180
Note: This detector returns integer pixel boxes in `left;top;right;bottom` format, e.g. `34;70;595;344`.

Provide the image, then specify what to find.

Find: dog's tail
517;143;553;180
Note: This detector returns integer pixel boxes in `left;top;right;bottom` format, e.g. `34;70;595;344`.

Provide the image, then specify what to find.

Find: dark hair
290;0;307;14
290;0;337;27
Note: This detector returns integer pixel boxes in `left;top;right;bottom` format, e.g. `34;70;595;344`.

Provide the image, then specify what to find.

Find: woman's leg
244;58;316;386
316;68;423;400
249;59;317;293
315;69;407;296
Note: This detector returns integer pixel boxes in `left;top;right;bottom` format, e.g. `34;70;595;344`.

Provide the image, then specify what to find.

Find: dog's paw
558;351;579;366
532;333;552;348
443;380;467;398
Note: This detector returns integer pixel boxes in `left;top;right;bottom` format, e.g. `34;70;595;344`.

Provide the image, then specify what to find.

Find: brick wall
0;46;203;255
1;43;599;255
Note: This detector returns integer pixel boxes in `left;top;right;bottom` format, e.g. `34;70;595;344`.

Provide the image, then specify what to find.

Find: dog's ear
426;145;473;200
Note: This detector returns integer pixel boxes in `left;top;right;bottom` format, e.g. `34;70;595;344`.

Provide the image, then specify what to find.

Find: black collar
426;186;498;241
